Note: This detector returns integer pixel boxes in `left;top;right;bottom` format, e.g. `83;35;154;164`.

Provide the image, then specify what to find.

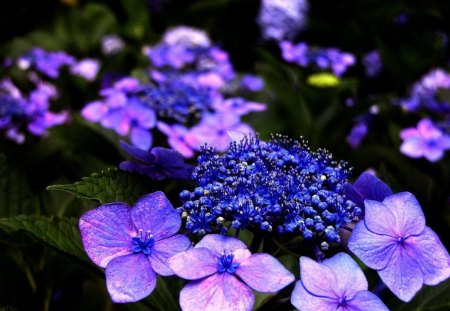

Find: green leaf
0;153;36;217
394;278;450;311
0;215;88;262
46;168;156;205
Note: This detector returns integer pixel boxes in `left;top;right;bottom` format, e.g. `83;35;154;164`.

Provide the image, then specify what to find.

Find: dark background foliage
0;0;449;310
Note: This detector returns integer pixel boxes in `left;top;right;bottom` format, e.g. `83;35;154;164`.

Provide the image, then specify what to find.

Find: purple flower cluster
16;47;100;81
363;50;383;78
280;41;356;76
82;26;266;155
0;79;68;143
257;0;309;41
179;135;361;248
399;68;450;114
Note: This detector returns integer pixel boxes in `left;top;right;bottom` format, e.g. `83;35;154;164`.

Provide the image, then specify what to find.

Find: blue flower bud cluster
179;135;362;245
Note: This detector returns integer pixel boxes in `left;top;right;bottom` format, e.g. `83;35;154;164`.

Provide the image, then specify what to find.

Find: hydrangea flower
0;79;68;143
399;68;450;114
101;35;125;55
363;50;382;77
400;118;450;162
167;234;294;311
17;48;75;78
179;135;361;247
280;41;355;76
258;0;309;41
119;140;194;180
291;252;389;311
344;171;393;211
70;58;100;81
346;121;368;149
79;192;191;303
348;192;450;302
240;74;265;92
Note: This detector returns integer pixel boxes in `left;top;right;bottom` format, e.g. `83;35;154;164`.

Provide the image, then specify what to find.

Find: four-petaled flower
167;234;295;311
348;192;450;301
79;192;191;303
291;252;389;311
119;141;194;180
399;118;450;162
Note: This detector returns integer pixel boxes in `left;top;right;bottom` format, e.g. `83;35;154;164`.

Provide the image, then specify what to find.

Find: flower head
348;192;450;302
363;50;383;77
179;135;361;246
168;234;294;311
291;252;389;311
79;192;191;303
400;118;450;162
119;140;194;180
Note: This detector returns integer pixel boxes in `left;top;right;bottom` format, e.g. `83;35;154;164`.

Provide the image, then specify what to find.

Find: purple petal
179;273;254;311
345;290;389;311
405;226;450;285
194;234;248;256
322;253;368;298
149;234;192;276
130;127;153;150
81;101;108;122
348;221;397;270
152;147;185;167
400;138;424;158
236;253;294;292
131;192;181;241
364;200;397;236
291;281;338;311
120;140;155;163
167;247;218;280
423;147;444;162
382;192;425;237
79;203;134;267
105;253;156;303
378;245;423;302
299;256;339;299
352;172;393;202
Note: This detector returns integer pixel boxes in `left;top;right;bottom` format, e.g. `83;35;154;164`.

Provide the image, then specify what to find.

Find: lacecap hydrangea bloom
399;118;450;162
399;68;450;114
179;135;362;248
348;192;450;302
168;234;294;311
291;252;389;311
79;192;191;303
257;0;309;41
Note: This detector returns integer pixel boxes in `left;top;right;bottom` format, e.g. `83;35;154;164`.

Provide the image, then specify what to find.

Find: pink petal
322;253;368;298
291;281;338;311
79;203;134;267
345;290;389;311
423;148;444;162
179;273;254;311
378;245;423;302
405;227;450;285
168;248;218;280
149;234;192;276
236;253;294;292
400;138;424;158
194;234;248;256
363;200;397;236
382;192;425;237
299;256;339;299
399;128;418;140
131;191;181;241
348;221;397;270
105;253;156;303
417;119;441;140
81;101;108;122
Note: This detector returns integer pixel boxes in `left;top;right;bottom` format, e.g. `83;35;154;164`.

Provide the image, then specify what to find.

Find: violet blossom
79;192;191;303
119;140;194;180
400;118;450;162
348;192;450;302
291;252;389;311
167;234;294;311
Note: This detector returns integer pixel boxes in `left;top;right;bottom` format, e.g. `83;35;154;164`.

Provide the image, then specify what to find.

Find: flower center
338;296;347;307
397;236;407;246
132;229;155;255
217;252;240;274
